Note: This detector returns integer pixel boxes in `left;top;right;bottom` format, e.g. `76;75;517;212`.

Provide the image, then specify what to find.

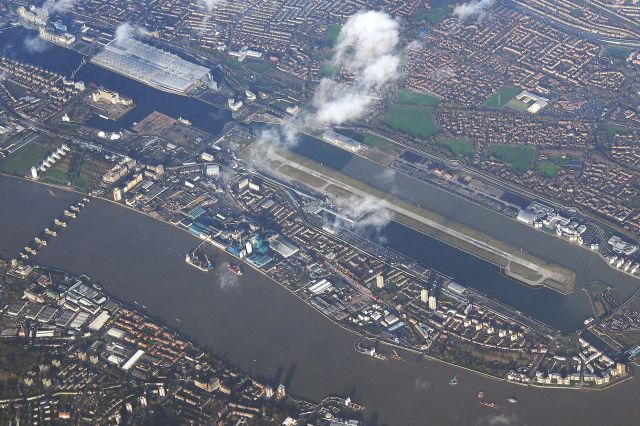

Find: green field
485;85;521;108
320;62;340;77
383;106;439;139
425;6;453;25
0;142;51;175
537;161;561;178
325;24;341;44
436;139;474;157
605;46;633;60
487;144;535;173
245;60;272;73
604;123;633;136
506;98;530;112
395;89;441;107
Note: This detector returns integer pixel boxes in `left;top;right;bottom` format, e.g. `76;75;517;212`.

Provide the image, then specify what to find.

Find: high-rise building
420;289;429;303
277;384;286;399
428;296;437;310
113;187;122;202
376;274;385;289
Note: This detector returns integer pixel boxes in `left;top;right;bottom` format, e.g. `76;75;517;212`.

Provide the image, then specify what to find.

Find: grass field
279;164;326;188
0;142;51;175
537;161;561;178
436;139;474;158
425;6;452;24
488;144;535;173
325;24;341;44
395;89;440;107
320;62;340;77
506;98;530;112
604;123;633;136
485;85;521;108
383;106;439;139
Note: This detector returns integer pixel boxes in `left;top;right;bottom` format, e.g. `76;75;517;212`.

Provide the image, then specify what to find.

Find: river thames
2;176;640;425
3;26;640;425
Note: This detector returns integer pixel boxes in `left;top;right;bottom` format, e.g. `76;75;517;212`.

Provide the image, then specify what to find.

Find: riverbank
9;174;640;425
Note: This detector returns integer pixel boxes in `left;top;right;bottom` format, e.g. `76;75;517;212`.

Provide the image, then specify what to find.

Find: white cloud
114;22;152;46
328;192;393;237
310;10;401;127
250;10;402;167
24;36;49;53
38;0;74;15
198;0;222;12
453;0;496;22
477;413;520;426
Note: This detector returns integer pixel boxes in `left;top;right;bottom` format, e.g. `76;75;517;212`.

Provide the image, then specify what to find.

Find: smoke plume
38;0;74;15
24;36;49;53
198;0;222;12
327;192;393;238
114;22;152;45
453;0;495;22
219;262;240;290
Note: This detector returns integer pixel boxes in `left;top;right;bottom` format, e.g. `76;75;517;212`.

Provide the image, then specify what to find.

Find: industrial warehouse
91;38;213;94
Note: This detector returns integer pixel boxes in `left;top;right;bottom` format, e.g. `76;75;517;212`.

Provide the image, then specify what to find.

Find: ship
478;390;485;399
449;376;458;386
44;228;57;237
366;348;387;361
82;197;90;203
228;263;243;276
178;117;192;126
507;397;518;404
34;237;47;247
390;349;402;360
64;210;77;218
185;249;214;272
479;401;496;409
69;205;80;212
54;219;67;227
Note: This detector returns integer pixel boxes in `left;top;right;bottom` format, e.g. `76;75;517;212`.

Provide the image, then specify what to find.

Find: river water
2;175;640;425
2;28;640;425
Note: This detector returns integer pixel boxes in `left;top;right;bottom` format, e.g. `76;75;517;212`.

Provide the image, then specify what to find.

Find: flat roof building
92;38;212;94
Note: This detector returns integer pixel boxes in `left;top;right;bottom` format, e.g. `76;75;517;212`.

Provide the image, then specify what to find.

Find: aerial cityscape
1;0;640;424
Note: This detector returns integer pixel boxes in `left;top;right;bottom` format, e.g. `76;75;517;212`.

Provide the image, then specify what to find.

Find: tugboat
185;249;214;272
228;263;243;276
